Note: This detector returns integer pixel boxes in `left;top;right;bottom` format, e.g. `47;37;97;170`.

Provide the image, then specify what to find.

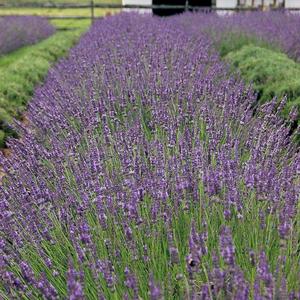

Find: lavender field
0;12;299;300
0;16;55;55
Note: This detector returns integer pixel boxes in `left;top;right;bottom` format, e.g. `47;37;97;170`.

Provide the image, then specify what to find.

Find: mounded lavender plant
0;16;55;55
0;13;299;299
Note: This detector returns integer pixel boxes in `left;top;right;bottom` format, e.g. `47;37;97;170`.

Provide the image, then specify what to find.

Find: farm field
0;7;120;18
0;10;300;300
0;0;122;20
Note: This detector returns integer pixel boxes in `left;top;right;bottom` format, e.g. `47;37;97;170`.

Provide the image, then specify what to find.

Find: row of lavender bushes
200;11;300;62
0;13;299;299
0;16;55;56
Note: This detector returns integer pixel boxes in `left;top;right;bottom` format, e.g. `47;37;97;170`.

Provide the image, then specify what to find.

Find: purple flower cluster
0;16;55;55
0;13;299;298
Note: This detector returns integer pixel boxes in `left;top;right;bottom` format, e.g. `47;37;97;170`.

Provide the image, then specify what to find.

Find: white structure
285;0;300;8
216;0;284;8
216;0;237;8
122;0;151;6
122;0;152;13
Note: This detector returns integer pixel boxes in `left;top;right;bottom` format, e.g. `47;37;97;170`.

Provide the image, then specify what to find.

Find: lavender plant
0;16;55;55
0;13;299;299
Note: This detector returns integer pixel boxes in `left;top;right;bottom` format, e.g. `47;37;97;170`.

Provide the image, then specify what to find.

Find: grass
50;18;91;29
0;27;86;147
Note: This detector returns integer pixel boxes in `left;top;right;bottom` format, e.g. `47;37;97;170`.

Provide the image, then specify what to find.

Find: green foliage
225;45;300;119
0;28;85;146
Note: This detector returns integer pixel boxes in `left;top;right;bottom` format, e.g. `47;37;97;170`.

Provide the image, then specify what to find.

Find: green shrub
225;45;300;120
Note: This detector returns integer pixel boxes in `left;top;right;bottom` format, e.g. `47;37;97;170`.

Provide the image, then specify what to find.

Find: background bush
0;16;55;55
225;45;300;123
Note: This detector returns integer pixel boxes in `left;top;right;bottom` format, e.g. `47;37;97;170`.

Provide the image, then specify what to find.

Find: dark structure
152;0;212;16
152;0;185;16
189;0;212;8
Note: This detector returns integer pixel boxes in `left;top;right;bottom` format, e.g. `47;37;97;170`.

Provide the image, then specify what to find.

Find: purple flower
219;226;235;267
186;221;207;276
149;274;162;300
255;251;274;300
124;267;138;298
36;273;58;300
20;261;36;285
67;262;84;300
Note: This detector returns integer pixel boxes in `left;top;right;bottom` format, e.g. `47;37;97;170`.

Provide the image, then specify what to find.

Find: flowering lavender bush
0;16;55;55
0;13;299;299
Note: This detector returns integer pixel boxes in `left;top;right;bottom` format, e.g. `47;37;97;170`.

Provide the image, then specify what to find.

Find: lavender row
229;11;300;61
201;11;300;62
0;16;55;56
0;13;299;299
